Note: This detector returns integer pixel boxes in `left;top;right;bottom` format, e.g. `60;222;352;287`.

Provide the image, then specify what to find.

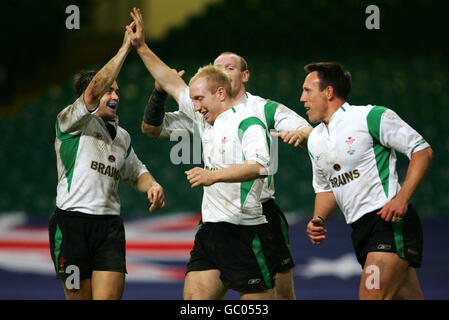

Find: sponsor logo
108;155;116;163
329;169;360;188
333;164;341;171
377;244;392;250
248;278;261;285
91;160;120;180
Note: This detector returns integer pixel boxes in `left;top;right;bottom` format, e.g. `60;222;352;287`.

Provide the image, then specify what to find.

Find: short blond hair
189;64;232;98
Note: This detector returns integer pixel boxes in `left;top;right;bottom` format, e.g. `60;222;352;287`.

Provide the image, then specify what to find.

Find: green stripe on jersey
264;101;279;130
263;101;278;188
238;117;268;207
56;120;81;192
367;106;390;198
238;117;268;140
308;150;314;160
126;145;132;159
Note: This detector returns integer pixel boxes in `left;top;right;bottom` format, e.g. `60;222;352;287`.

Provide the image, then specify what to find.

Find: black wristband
143;89;167;126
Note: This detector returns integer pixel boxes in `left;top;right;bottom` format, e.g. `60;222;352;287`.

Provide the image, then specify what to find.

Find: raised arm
141;70;186;138
84;22;135;111
141;86;167;138
127;7;187;102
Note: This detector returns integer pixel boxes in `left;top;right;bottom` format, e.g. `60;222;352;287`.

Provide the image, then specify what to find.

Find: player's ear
217;87;227;101
242;70;250;83
325;86;335;101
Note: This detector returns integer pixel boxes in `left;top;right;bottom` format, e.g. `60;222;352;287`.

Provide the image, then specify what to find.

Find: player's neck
233;88;247;103
213;98;235;123
324;100;346;127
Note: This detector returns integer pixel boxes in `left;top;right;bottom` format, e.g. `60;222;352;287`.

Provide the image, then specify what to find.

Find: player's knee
274;271;295;300
274;281;295;300
62;279;92;300
359;288;394;300
275;290;296;300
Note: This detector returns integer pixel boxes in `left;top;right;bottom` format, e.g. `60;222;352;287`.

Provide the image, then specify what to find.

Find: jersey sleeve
177;87;200;121
159;86;201;138
263;101;311;132
159;110;194;138
121;146;149;185
308;139;332;193
367;106;430;159
56;94;93;134
275;103;312;132
239;118;270;170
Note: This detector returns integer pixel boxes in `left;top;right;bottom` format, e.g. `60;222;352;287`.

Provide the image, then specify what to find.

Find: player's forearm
141;88;167;138
213;161;267;183
395;147;434;203
136;43;186;101
313;192;337;223
141;121;163;138
84;46;131;110
133;172;159;193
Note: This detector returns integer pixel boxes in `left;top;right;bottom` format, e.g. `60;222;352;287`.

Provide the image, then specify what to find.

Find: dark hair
304;62;352;100
73;70;97;98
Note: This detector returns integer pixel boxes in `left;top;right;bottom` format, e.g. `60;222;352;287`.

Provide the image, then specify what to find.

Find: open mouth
107;103;117;110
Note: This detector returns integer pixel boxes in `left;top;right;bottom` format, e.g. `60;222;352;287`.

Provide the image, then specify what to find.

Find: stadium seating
0;56;447;218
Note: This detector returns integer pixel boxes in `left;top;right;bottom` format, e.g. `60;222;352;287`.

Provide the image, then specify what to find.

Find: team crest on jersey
345;136;356;155
219;137;227;155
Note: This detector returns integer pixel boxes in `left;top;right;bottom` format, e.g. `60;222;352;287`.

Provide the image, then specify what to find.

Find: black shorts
350;204;423;268
48;208;127;280
262;199;295;272
186;221;279;293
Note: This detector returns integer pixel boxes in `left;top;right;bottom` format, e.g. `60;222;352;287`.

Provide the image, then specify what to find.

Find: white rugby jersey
308;102;430;224
177;87;271;225
160;89;311;202
55;95;148;215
